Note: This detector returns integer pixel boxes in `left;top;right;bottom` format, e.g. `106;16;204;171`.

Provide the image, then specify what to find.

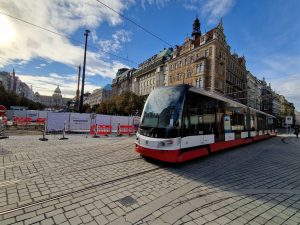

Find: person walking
294;126;299;138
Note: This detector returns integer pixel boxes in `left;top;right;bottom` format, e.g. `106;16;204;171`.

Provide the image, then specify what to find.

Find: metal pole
79;29;90;113
76;65;81;112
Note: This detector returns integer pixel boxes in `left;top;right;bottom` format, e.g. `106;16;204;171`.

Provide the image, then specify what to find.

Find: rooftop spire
217;17;224;32
192;16;201;38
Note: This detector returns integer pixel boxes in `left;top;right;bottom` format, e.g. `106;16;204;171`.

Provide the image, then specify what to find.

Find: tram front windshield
139;85;186;138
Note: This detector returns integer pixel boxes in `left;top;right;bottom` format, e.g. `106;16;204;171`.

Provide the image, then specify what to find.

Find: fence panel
27;110;39;121
111;116;130;132
69;113;91;132
47;112;70;132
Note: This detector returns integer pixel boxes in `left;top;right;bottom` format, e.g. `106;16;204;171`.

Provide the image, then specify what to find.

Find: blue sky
0;0;300;110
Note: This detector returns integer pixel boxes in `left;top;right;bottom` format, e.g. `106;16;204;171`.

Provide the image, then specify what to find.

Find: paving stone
24;214;45;225
94;214;109;225
40;218;55;225
53;213;67;224
1;135;300;225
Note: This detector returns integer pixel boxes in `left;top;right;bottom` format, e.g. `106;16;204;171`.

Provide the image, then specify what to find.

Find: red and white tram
135;85;277;163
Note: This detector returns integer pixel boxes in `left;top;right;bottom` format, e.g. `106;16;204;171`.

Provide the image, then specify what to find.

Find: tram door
215;111;225;142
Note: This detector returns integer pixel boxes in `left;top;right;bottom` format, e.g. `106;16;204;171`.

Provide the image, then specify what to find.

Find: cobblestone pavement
0;134;299;225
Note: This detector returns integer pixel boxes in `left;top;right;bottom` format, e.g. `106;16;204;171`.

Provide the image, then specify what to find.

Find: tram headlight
159;139;173;147
165;140;173;145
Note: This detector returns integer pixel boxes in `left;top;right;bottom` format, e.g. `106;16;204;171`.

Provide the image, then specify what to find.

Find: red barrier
90;124;97;135
98;125;112;135
14;117;32;125
90;125;112;136
36;118;46;125
118;125;135;136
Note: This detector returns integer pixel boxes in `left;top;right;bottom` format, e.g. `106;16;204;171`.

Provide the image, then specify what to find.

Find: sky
0;0;300;111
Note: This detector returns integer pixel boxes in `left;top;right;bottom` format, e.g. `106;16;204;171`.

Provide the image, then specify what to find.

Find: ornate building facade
84;85;112;107
246;72;263;110
132;48;173;96
111;68;136;96
167;17;247;103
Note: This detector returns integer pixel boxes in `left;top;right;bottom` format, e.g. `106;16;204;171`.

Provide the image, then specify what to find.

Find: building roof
112;68;136;84
54;86;61;94
103;84;112;90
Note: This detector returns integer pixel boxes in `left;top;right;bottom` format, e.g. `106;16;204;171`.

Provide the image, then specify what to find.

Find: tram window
182;92;216;136
231;113;245;131
257;114;267;131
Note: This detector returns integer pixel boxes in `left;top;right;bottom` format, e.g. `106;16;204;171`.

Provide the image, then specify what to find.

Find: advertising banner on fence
95;114;111;126
27;110;39;121
111;116;130;132
13;110;27;118
69;113;91;131
38;111;48;119
47;112;70;131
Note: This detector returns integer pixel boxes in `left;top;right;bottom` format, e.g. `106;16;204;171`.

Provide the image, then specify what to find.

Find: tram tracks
0;165;163;216
0;143;136;181
0;156;143;187
0;139;133;163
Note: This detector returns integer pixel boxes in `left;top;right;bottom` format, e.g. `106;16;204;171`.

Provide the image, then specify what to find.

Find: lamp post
79;29;90;113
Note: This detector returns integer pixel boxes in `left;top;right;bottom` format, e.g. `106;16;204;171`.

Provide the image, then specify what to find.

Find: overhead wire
0;11;138;65
94;0;173;47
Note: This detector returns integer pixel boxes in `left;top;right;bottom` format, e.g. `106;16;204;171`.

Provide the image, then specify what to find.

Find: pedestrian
294;126;299;138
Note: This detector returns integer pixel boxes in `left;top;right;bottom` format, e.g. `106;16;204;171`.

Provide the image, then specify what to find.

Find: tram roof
248;107;276;118
189;87;275;118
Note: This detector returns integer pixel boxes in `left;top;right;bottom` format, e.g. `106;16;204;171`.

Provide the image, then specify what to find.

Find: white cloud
272;74;300;111
99;29;132;53
140;0;170;10
18;73;101;98
250;54;300;111
203;0;235;24
183;0;235;24
0;0;132;81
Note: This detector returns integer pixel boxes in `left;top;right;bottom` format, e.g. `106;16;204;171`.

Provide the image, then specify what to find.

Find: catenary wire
0;11;138;65
94;0;173;47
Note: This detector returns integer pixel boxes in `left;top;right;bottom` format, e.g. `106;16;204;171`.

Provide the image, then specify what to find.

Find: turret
192;16;201;39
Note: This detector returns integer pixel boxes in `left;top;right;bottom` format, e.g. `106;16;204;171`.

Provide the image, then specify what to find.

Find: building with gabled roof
167;17;247;104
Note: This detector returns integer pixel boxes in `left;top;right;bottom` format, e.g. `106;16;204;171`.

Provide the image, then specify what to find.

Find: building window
196;63;203;73
200;79;203;88
196;79;199;88
205;49;209;57
187;69;192;78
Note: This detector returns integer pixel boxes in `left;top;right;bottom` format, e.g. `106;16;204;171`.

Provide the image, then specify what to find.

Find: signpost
0;105;6;117
0;105;8;139
285;116;293;134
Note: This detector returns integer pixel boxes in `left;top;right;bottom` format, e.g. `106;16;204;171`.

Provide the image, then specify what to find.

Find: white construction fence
6;110;139;133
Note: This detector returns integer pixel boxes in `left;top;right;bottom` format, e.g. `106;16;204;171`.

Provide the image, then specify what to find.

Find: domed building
52;86;63;107
34;86;71;110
